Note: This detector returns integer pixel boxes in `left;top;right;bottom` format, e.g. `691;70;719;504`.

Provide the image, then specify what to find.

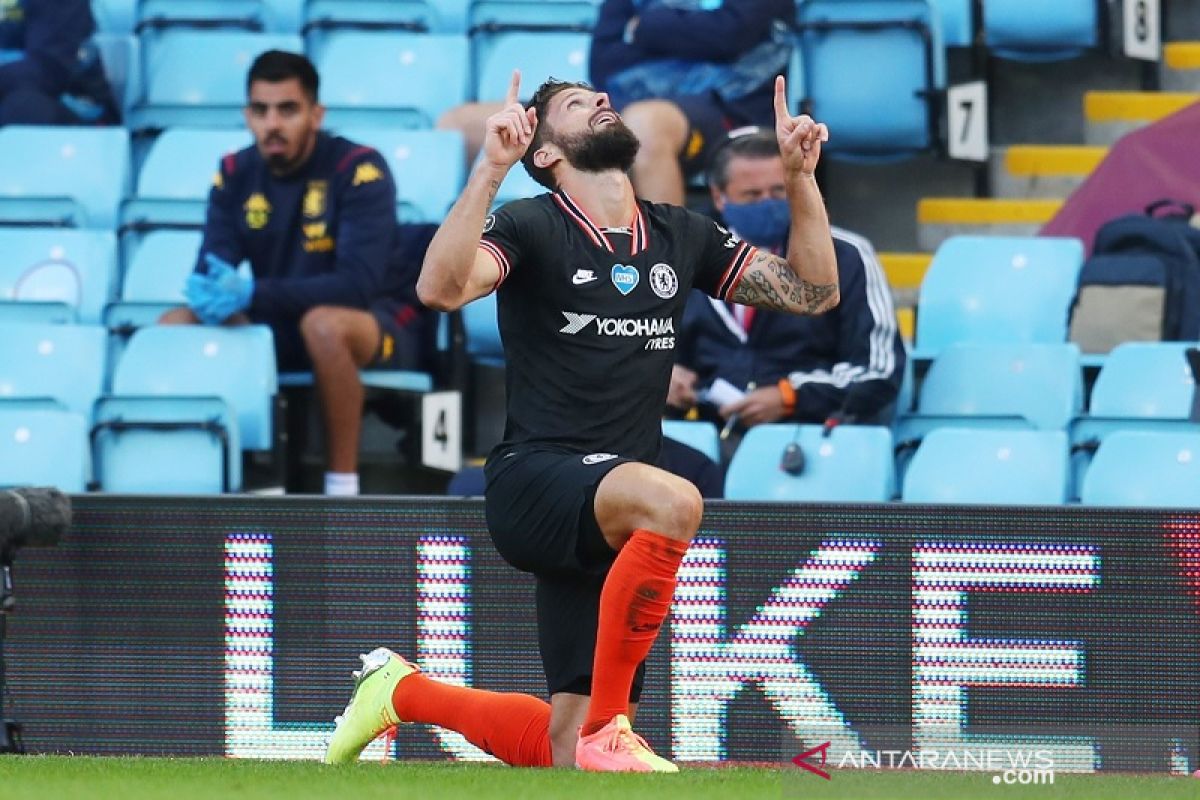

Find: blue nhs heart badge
610;263;639;296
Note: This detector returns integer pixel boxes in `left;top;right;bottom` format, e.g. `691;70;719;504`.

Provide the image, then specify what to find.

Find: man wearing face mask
668;128;906;431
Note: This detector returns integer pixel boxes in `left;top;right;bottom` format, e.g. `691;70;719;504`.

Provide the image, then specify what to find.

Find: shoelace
601;726;653;756
379;724;398;764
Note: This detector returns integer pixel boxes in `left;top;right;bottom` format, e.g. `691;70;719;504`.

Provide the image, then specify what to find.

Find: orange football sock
582;529;689;736
392;674;552;767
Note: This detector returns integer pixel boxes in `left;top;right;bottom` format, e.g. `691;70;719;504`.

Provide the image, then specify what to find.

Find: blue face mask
721;197;790;250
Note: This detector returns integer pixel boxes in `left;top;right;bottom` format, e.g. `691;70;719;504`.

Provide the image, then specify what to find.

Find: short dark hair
521;78;594;190
707;127;780;191
247;50;319;103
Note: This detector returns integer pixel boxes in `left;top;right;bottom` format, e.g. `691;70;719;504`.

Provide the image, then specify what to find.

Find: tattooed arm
419;70;534;311
730;245;839;314
728;75;840;316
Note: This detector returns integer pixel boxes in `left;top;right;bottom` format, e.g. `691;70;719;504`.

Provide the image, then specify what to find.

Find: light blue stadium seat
902;428;1069;504
0;126;130;229
463;292;503;366
137;0;303;32
0;323;108;417
314;31;469;129
0;229;118;325
1085;342;1197;420
473;30;590;101
0;407;89;492
897;342;1082;436
94;0;137;33
469;0;599;32
927;0;973;47
130;31;304;129
1068;342;1200;499
983;0;1098;62
662;420;720;464
914;236;1085;360
111;325;277;451
337;128;465;223
93;395;240;492
305;0;468;35
103;230;201;333
1080;430;1200;508
794;0;946;159
123;128;251;232
725;423;896;501
94;33;142;119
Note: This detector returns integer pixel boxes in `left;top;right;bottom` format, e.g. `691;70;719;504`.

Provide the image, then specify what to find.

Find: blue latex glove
184;272;226;325
198;252;255;323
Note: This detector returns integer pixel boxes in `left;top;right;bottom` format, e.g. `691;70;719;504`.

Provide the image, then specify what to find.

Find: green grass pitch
0;758;1195;800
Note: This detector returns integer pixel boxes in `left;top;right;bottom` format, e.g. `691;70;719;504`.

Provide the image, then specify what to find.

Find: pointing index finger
773;75;789;122
505;69;521;107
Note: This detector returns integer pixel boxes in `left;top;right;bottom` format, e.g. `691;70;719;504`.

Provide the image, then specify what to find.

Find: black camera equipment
0;488;71;754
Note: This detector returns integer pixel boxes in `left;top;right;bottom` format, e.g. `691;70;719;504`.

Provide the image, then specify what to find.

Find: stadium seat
472;30;590;101
0;126;130;230
0;323;108;418
793;0;946;159
1080;430;1200;508
0;229;118;325
94;0;137;33
129;31;304;129
896;342;1083;437
463;292;503;366
92;395;241;492
902;428;1069;504
469;0;599;32
662;420;721;464
136;0;303;33
1068;342;1200;499
913;236;1085;360
314;31;469;129
725;423;896;501
927;0;973;47
94;33;143;120
1085;342;1197;420
336;128;465;223
123;127;251;232
305;0;468;35
103;230;201;333
0;407;89;492
983;0;1098;62
109;325;278;451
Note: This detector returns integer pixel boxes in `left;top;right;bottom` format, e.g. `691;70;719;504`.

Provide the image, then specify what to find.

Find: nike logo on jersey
572;269;597;285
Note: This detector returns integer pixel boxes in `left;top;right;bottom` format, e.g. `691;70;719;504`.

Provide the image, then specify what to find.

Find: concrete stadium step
915;198;1062;252
990;145;1107;199
1161;42;1200;91
1083;90;1199;145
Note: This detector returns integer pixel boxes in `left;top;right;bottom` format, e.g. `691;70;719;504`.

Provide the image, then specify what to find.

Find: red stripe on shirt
479;239;511;289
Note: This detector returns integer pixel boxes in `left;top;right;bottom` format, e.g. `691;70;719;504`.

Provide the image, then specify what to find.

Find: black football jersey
479;190;758;462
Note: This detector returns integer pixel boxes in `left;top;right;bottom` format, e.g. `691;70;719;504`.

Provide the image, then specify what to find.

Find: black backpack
1068;200;1200;354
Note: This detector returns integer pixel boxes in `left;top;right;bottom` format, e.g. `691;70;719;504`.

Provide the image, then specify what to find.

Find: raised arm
730;75;839;316
417;70;537;311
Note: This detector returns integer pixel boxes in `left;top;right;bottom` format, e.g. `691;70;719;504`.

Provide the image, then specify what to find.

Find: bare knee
596;465;703;547
652;480;703;543
158;306;198;325
300;306;347;350
621;100;689;157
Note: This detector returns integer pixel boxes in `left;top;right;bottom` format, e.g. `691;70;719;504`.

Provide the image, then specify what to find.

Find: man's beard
556;121;641;174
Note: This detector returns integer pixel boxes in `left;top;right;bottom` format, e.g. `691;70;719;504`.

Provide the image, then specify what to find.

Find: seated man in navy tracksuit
160;51;429;496
0;0;118;125
669;129;907;432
